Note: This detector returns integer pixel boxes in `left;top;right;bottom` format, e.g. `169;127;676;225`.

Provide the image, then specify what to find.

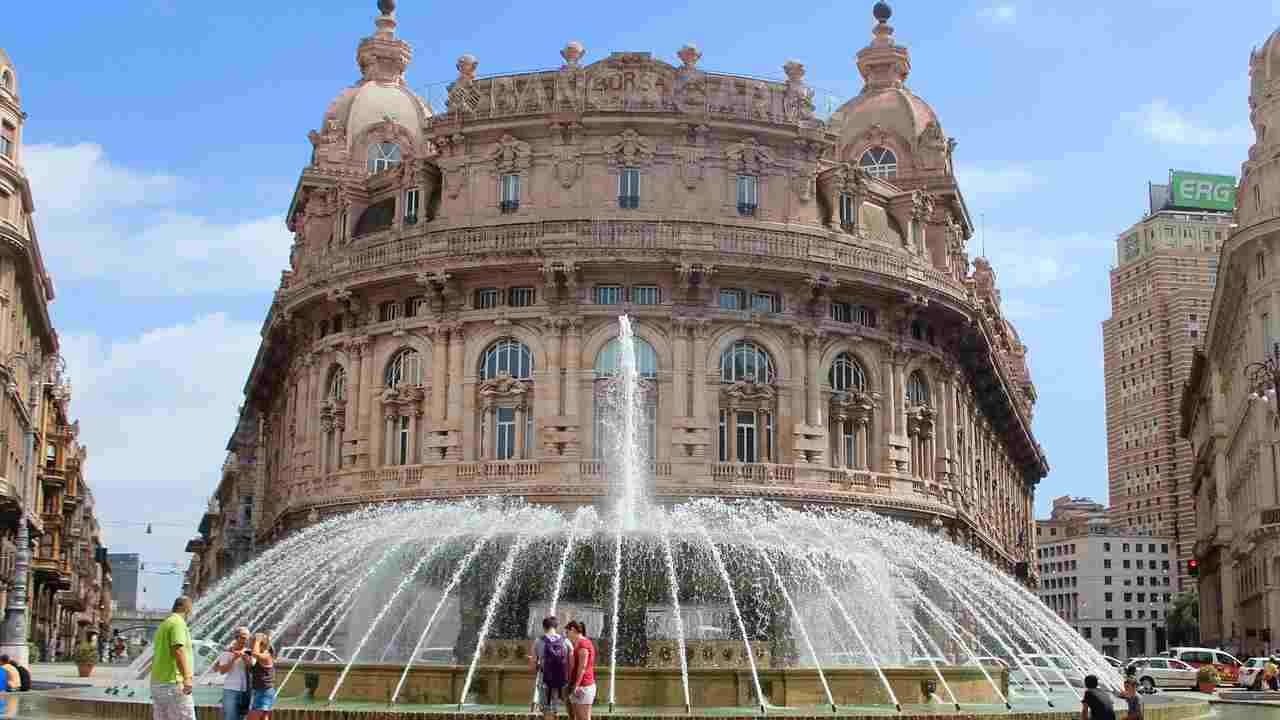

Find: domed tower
285;0;437;279
1243;29;1280;226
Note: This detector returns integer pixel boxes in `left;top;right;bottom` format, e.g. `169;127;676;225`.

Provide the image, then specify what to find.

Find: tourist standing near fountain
246;632;276;718
150;596;196;720
1080;676;1116;720
527;616;573;720
564;621;597;720
212;626;252;720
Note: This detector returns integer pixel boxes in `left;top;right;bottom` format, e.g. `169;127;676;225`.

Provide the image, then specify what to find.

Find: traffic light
1188;558;1200;577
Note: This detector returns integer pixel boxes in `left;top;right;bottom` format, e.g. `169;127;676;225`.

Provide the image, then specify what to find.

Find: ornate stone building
1181;26;1280;658
191;2;1047;591
0;46;111;662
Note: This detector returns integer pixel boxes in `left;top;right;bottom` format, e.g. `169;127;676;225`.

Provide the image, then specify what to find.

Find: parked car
279;645;344;664
1103;655;1123;669
1238;657;1272;689
1165;647;1242;685
1125;657;1198;693
1010;654;1085;689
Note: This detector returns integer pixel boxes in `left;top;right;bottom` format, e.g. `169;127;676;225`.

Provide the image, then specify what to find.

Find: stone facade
1180;26;1280;658
189;4;1046;590
0;47;111;661
1103;192;1228;592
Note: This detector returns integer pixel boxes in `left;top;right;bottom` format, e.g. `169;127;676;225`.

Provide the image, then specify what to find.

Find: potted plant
1195;664;1219;693
75;641;97;678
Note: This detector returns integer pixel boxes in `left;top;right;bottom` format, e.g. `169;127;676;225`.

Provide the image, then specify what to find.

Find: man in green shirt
150;596;196;720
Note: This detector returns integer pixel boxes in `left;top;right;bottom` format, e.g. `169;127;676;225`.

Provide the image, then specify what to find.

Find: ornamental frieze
603;129;655;167
489;133;532;175
724;137;774;175
479;373;530;406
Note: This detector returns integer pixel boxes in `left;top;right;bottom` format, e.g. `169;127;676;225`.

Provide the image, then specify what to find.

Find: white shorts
571;684;596;706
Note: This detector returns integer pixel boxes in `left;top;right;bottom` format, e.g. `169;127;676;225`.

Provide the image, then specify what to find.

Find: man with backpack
527;616;574;720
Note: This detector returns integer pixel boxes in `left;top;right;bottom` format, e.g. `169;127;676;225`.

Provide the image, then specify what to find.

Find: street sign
1170;171;1237;211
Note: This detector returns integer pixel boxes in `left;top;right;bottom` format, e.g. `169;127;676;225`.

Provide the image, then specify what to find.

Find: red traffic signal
1188;558;1200;577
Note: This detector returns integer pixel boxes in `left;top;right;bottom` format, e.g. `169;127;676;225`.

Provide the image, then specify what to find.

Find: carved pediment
381;385;426;407
722;379;776;404
830;390;879;423
906;403;936;437
479;373;530;404
604;129;655;167
724;137;774;175
490;133;532;175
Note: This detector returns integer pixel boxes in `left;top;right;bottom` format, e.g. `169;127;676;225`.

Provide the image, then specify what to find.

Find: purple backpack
541;635;569;689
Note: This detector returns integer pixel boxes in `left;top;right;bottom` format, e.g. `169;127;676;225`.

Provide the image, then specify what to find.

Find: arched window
720;341;775;383
594;337;659;460
367;142;401;173
595;338;657;378
858;146;898;179
478;340;535;461
385;348;423;388
328;367;346;401
829;353;866;392
906;370;930;405
481;340;533;380
0;71;11;91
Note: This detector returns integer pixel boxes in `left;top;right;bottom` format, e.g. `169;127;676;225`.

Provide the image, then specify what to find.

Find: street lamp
0;347;65;665
1245;343;1280;403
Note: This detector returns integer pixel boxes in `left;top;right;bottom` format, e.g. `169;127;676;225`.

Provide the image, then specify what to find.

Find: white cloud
1134;100;1253;147
62;313;262;606
978;3;1017;25
22;143;290;296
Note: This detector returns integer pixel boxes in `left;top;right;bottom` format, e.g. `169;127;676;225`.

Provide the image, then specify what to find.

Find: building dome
322;80;430;147
830;86;939;153
317;2;430;148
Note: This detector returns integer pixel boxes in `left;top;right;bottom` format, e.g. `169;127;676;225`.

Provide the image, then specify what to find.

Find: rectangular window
378;300;403;323
1105;609;1113;620
500;173;520;213
737;175;758;215
831;302;852;323
1104;559;1112;569
595;286;624;305
631;286;660;305
736;411;757;463
0;123;13;158
509;287;536;307
855;306;878;327
719;289;745;310
1161;543;1168;553
496;407;516;460
404;188;420;224
1104;592;1113;602
619;168;640;209
751;292;781;313
839;193;856;229
1104;542;1111;552
403;296;425;318
1104;576;1112;585
475;288;499;309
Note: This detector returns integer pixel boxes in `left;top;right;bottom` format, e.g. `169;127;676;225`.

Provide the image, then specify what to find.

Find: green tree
1166;592;1199;647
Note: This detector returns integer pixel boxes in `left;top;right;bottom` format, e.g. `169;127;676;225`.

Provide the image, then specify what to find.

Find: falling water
604;314;647;528
659;517;692;712
458;527;536;707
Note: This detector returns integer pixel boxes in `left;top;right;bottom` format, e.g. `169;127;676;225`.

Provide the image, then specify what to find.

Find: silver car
1127;657;1198;693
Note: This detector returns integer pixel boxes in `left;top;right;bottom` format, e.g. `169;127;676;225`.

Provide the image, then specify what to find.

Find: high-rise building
107;553;142;611
1103;175;1232;592
1035;496;1176;661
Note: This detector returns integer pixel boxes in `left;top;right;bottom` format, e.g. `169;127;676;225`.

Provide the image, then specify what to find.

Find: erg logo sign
1178;179;1232;203
1170;171;1236;211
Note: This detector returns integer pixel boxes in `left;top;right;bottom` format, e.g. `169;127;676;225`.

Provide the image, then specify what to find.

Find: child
1120;678;1142;720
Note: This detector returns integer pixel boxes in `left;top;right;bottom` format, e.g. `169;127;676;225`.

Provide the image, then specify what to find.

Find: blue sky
2;0;1273;606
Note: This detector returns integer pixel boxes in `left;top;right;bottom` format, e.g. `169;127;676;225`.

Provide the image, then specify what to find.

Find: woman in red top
564;621;596;720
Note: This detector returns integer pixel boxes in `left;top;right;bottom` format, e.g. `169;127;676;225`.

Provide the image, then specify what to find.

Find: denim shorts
250;687;277;712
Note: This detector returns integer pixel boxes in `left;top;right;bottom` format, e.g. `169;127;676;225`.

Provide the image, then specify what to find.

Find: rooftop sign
1169;171;1236;212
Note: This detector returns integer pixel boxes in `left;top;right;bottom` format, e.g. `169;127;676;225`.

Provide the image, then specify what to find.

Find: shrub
1195;665;1219;685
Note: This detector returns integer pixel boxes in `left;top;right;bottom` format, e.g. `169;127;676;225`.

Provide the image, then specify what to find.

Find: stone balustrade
294;219;968;305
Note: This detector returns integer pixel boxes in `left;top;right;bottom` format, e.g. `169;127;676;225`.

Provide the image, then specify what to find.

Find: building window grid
619;168;640;209
500;173;520;213
737;175;758;215
509;287;536;307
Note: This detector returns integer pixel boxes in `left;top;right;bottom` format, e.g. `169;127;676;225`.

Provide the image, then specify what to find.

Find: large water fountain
91;316;1139;718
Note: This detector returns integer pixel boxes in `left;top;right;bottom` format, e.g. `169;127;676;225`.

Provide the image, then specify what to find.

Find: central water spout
605;314;647;529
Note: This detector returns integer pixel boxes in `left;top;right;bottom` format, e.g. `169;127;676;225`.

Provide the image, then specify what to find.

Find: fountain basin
269;662;1007;707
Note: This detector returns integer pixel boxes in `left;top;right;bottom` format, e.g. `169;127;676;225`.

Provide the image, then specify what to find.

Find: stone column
432;328;449;423
408;412;418;464
347;338;368;467
789;329;807;427
308;355;323;466
692;321;710;423
514;404;526;459
541;317;563;418
448;325;466;420
726;406;737;462
564;319;582;420
380;412;392;467
893;360;907;436
671;320;689;418
805;333;821;427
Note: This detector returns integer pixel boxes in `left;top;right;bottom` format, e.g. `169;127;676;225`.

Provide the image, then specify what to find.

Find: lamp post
0;348;65;665
1245;343;1280;404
